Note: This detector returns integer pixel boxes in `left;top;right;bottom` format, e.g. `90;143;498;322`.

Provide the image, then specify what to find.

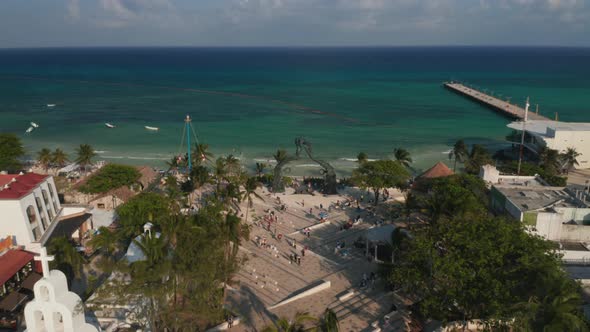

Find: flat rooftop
495;185;582;212
497;175;545;187
508;120;590;138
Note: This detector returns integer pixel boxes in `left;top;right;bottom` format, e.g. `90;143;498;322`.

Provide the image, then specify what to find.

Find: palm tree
133;232;168;266
318;308;339;332
48;236;85;279
274;149;289;164
261;312;318;332
37;148;52;172
75;144;96;174
560;147;580;174
213;157;228;194
539;147;560;176
242;177;264;223
393;148;412;168
449;139;468;172
51;148;69;168
193;143;214;166
255;162;267;177
88;226;120;257
225;154;241;175
357;152;368;164
513;291;588;331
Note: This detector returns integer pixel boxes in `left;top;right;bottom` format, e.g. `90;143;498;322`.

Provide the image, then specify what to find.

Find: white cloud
67;0;80;20
95;0;181;28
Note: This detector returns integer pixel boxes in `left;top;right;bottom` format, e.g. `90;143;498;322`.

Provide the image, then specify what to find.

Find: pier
444;82;549;121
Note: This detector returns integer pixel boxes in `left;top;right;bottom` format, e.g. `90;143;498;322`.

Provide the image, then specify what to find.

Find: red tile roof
0;173;48;200
419;162;454;179
0;250;34;286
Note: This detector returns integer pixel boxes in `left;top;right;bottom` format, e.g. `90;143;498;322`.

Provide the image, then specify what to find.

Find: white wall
535;209;590;242
0;194;36;246
547;130;590;169
0;176;64;252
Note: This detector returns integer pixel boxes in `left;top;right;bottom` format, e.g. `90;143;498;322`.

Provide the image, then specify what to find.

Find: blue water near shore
0;47;589;175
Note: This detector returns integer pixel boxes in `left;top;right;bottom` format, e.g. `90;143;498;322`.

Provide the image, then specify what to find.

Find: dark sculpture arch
271;137;338;195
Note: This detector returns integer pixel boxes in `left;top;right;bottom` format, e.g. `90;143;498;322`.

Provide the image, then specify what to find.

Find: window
32;226;42;241
35;197;43;214
48;183;55;198
42;189;49;206
26;205;37;223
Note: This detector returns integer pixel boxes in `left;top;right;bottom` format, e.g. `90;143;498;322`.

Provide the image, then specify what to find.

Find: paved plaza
225;186;410;331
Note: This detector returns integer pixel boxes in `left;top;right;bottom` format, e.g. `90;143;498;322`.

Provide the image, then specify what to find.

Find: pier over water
444;82;549;121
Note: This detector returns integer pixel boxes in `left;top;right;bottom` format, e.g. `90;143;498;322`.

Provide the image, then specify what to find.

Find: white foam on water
296;164;321;168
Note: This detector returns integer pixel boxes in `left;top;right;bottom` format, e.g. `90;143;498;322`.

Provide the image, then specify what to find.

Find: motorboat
25;126;34;133
47;104;56;107
145;126;159;131
105;123;116;128
30;122;39;128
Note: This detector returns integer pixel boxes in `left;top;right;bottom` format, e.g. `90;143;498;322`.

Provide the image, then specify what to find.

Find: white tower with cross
24;247;99;332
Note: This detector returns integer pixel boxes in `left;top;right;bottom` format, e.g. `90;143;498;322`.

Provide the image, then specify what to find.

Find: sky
0;0;588;47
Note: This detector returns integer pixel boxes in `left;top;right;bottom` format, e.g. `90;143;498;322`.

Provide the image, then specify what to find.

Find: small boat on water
47;104;56;107
30;122;39;128
145;126;159;131
25;126;34;133
105;123;116;128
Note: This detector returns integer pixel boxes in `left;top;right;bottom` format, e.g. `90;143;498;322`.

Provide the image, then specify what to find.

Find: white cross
34;247;54;277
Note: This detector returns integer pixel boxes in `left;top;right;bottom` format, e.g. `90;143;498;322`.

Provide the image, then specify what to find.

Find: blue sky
0;0;588;47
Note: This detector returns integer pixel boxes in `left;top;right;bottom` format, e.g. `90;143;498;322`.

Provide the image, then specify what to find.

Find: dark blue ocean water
1;47;589;173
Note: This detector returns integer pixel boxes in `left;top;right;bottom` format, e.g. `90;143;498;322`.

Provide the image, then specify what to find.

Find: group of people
360;272;377;289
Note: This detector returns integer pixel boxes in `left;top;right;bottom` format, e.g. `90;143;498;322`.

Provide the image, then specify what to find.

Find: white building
0;173;90;254
24;247;99;332
507;120;590;169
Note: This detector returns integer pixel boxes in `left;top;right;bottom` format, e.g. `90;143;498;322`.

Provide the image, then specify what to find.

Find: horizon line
1;44;589;50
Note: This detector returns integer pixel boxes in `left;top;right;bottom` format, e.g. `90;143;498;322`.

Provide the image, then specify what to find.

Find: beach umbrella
319;212;329;219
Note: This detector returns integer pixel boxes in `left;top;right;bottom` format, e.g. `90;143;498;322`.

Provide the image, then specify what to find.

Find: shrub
79;164;141;194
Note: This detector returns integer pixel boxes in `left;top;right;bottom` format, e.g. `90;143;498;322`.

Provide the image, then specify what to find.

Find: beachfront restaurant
0;249;42;313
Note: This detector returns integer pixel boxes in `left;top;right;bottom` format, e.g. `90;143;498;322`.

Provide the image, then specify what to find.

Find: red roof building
0;250;34;286
418;162;454;179
0;173;62;253
0;173;48;200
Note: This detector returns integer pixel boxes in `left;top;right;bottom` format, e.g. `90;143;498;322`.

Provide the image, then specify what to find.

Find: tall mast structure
517;97;529;175
185;115;192;171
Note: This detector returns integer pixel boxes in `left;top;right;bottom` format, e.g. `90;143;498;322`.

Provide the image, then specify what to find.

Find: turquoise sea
1;47;589;175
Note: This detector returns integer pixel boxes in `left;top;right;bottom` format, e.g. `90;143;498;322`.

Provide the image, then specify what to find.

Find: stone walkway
225;186;401;331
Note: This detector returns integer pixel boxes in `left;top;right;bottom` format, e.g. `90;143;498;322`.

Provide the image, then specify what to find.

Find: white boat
145;126;159;131
25;126;34;133
30;122;39;128
105;123;116;128
47;104;56;107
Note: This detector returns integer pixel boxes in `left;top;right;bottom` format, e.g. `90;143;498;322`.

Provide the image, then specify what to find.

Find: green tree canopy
37;148;52;171
79;164;141;194
75;144;96;171
448;139;468;172
352;160;410;205
390;215;583;327
464;144;493;174
116;192;171;237
0;133;25;172
393;148;412;168
51;148;69;168
357;152;368;164
95;197;249;331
